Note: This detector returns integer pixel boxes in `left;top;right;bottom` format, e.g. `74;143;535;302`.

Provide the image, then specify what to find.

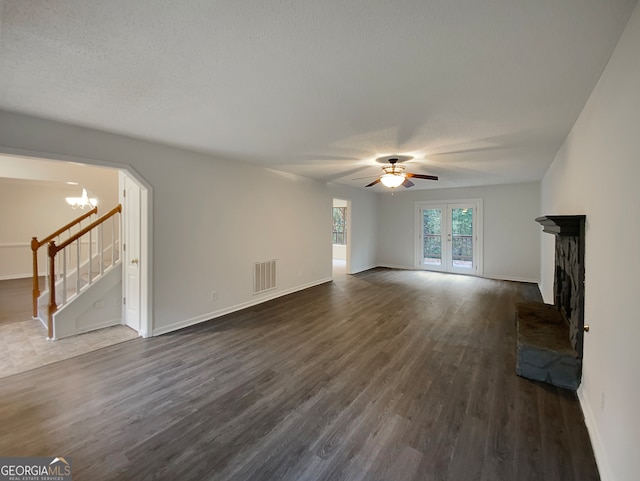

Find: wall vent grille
254;259;277;294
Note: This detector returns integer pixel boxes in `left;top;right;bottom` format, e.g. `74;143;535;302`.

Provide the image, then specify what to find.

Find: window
332;207;347;245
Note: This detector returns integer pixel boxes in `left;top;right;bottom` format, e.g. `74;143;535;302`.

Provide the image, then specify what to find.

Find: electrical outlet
211;291;218;301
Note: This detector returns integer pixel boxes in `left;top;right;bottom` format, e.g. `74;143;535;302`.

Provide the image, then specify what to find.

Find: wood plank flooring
0;268;600;481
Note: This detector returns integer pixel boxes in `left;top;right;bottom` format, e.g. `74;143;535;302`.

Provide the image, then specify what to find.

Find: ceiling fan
365;157;438;189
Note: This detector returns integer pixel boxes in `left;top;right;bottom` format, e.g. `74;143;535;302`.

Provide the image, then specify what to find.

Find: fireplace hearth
515;215;586;390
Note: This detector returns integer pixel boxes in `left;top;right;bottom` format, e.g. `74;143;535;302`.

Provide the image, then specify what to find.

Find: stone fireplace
515;215;586;390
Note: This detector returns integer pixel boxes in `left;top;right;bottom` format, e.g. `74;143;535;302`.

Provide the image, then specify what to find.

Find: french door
416;201;482;275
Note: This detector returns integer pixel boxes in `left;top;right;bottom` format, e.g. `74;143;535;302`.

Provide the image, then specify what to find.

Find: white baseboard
151;269;539;337
0;273;38;281
74;317;122;336
376;265;539;284
578;387;612;481
483;274;540;284
153;278;333;336
347;264;378;275
376;264;414;270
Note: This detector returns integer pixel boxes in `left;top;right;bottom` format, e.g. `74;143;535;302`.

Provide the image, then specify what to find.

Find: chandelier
65;188;98;209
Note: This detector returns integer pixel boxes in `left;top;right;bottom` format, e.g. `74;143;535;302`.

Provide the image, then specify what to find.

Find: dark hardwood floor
0;268;599;481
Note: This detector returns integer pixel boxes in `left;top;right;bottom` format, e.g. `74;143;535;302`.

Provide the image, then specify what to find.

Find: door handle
130;258;139;265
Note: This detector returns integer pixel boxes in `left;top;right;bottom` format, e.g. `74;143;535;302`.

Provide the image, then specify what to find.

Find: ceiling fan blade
406;173;439;181
402;179;415;188
365;178;381;187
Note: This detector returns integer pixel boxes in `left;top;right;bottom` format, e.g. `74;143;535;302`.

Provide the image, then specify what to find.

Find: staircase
31;205;123;340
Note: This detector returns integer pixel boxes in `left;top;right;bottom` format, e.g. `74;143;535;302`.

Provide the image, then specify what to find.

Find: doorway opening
415;199;483;275
0;153;152;374
332;198;351;278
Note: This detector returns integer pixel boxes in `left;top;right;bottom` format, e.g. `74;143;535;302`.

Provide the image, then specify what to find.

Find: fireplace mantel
535;215;585;236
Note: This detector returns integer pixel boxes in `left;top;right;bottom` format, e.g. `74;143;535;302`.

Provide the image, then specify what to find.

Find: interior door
123;174;141;332
418;202;479;275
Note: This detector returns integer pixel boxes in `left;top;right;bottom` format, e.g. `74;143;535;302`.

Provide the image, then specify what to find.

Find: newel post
31;237;40;318
47;241;58;339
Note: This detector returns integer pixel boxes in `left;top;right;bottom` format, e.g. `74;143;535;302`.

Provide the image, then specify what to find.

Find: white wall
0;110;339;335
540;5;640;481
328;185;378;273
0;168;118;279
377;182;540;282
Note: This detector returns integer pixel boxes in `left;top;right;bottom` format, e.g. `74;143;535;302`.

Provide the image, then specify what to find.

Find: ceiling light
65;188;98;209
380;173;406;188
379;162;406;188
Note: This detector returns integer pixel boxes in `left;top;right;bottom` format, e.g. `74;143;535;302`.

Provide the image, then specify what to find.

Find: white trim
376;265;537;284
153;278;332;336
484;274;539;284
0;273;45;280
376;264;414;270
75;316;123;334
578;388;613;481
348;264;378;274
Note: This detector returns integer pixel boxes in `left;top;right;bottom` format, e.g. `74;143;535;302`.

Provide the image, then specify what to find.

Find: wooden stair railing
47;204;122;339
31;207;98;318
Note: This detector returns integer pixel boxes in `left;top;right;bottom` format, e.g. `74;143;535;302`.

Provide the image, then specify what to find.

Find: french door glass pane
451;208;473;269
423;209;442;265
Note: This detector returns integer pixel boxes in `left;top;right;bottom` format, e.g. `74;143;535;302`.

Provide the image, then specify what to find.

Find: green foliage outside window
423;209;442;259
423;208;473;260
451;208;473;236
333;207;347;245
451;208;473;261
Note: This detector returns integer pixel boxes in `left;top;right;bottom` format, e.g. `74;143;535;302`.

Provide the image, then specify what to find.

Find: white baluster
99;223;104;276
111;216;116;267
88;228;93;284
76;238;81;295
62;248;67;304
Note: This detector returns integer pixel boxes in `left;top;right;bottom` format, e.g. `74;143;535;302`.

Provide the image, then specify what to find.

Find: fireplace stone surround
515;215;586;390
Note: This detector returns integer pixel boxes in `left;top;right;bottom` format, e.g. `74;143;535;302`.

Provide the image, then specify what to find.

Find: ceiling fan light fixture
380;173;406;188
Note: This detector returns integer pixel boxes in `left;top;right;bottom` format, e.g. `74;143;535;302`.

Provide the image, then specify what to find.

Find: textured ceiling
0;0;637;190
